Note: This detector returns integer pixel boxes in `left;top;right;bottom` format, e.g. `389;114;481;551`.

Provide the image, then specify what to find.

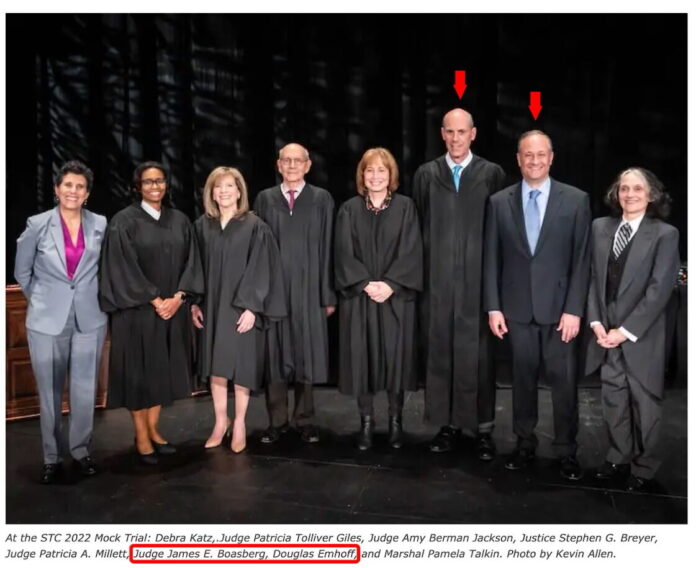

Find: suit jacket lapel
619;217;657;295
506;183;530;257
534;179;563;255
597;217;621;305
49;208;68;272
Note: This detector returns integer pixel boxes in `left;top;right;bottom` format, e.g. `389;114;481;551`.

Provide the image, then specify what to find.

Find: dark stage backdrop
5;13;687;279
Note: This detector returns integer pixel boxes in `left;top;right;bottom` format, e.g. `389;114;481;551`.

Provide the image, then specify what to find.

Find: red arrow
529;91;542;120
453;70;467;99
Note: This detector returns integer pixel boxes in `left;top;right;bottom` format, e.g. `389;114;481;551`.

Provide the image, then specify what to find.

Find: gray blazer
585;216;680;395
483;179;592;324
14;207;108;335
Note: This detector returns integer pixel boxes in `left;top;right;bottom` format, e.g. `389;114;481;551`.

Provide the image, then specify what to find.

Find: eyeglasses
141;178;167;188
279;158;308;166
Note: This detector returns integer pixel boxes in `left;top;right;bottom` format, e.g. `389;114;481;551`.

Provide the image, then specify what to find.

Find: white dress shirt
445;152;474;187
141;201;161;220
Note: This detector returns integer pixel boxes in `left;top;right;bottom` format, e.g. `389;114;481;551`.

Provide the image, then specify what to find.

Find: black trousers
265;382;315;428
507;320;579;457
357;391;404;417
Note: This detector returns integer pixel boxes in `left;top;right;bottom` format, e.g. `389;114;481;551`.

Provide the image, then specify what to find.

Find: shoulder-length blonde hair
202;166;250;219
355;147;400;195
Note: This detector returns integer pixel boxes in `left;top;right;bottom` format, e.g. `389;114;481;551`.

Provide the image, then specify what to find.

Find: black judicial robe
193;213;286;392
99;204;203;410
334;194;423;396
412;155;505;429
254;185;336;384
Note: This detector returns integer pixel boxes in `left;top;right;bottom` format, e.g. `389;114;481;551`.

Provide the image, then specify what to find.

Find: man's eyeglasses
279;158;308;166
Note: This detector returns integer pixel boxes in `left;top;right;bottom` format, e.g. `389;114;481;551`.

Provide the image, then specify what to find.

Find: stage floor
5;387;687;524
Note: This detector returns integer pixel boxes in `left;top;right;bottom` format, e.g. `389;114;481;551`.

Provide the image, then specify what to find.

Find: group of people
15;108;680;496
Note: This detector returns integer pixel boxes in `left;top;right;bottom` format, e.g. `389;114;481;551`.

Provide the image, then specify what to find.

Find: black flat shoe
76;456;98;476
559;455;584;481
260;424;290;445
476;433;496;461
504;448;535;471
594;461;630;481
626;474;653;492
387;415;404;449
429;426;461;453
151;441;177;455
356;416;374;451
40;463;62;484
137;451;159;466
299;425;320;444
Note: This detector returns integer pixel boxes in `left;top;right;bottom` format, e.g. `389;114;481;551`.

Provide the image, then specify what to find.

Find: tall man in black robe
254;143;336;444
413;108;505;459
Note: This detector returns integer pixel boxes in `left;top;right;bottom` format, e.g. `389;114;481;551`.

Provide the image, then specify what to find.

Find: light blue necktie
452;165;463;192
524;189;541;254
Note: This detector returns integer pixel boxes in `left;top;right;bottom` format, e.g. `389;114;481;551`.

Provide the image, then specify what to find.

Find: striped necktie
613;223;632;259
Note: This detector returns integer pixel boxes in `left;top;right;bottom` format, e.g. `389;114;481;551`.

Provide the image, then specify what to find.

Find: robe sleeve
334;203;371;299
318;193;337;306
232;218;287;328
98;215;160;313
411;165;429;232
383;198;423;297
176;218;205;300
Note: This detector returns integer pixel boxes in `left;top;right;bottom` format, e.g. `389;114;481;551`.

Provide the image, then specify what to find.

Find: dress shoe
152;441;177;455
559;455;584;481
231;422;246;454
476;433;496;461
76;456;98;476
626;474;652;492
40;463;62;484
356;415;374;451
387;415;404;449
594;461;630;481
299;425;320;444
504;448;535;470
137;451;159;466
205;420;231;449
260;424;290;444
429;426;461;453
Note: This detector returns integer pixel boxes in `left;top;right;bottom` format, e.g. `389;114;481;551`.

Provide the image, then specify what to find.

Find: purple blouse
60;215;85;280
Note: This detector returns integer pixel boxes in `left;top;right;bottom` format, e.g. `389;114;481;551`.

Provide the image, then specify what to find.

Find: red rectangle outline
129;543;361;564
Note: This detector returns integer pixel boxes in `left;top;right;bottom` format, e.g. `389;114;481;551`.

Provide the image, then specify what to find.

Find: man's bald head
442;108;475;129
278;143;310;161
441;109;477;162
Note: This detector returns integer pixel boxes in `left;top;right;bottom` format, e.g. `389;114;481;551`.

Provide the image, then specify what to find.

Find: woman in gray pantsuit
586;168;679;492
14;160;108;484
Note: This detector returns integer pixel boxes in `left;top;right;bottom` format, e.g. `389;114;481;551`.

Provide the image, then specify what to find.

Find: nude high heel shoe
230;421;246;454
205;419;231;449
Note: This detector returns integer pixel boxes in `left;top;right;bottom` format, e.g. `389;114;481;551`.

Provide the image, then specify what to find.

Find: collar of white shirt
141;200;162;220
445;151;473;172
281;182;305;200
521;177;551;199
618;214;645;239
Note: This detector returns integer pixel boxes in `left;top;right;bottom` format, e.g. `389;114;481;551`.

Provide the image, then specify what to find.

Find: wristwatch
174;291;188;301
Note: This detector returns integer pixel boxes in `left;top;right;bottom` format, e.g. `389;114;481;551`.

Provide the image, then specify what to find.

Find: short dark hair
517;130;553;152
132;161;168;190
54;160;94;191
605;167;671;220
